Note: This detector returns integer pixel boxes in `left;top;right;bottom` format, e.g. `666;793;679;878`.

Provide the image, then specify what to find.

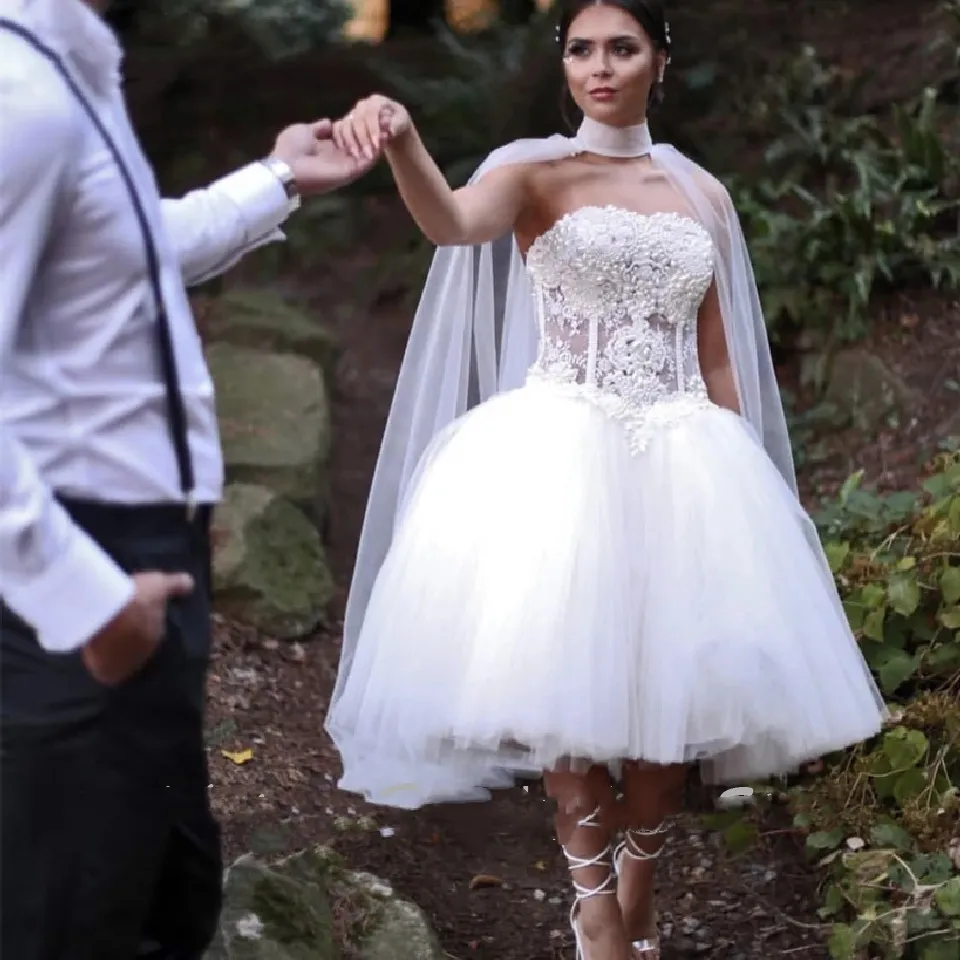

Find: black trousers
0;499;222;960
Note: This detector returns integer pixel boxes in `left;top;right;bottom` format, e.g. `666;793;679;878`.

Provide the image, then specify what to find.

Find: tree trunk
387;0;447;37
499;0;537;24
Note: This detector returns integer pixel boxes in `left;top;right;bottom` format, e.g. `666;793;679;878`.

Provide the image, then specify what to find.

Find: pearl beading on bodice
525;207;716;453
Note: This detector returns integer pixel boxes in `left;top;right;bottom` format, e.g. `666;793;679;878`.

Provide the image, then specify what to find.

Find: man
0;0;372;957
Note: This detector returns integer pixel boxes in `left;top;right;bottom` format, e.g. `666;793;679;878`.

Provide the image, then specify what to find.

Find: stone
207;343;331;522
349;872;444;960
203;287;341;378
204;847;445;960
823;348;919;430
212;483;334;638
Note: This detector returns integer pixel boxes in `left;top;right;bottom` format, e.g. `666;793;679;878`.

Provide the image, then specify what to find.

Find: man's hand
270;119;377;197
81;571;194;686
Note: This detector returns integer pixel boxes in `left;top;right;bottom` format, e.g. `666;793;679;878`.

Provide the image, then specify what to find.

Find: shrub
112;0;350;59
790;451;960;959
369;18;540;181
730;44;960;347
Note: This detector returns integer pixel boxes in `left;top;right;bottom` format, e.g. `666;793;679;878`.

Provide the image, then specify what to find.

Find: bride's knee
621;761;688;825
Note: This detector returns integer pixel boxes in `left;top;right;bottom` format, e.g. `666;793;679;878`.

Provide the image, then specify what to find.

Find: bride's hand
332;95;411;161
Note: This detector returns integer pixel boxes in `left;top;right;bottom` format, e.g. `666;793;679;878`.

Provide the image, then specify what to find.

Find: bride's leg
616;761;687;955
544;766;631;960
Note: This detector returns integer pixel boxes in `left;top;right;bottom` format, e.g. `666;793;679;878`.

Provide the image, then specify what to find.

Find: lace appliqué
526;207;716;454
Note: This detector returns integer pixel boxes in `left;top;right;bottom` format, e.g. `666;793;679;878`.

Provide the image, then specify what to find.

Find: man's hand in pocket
82;572;194;685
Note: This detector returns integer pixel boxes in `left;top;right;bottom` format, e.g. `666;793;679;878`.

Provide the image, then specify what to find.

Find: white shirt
0;0;296;653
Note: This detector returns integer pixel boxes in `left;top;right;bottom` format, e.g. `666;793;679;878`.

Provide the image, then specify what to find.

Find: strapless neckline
526;206;711;263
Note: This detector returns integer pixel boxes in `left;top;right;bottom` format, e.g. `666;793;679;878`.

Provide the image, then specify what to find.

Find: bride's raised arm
332;94;528;248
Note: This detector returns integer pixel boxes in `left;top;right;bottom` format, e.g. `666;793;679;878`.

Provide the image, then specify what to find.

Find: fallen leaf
222;748;254;765
469;873;504;890
533;860;548;871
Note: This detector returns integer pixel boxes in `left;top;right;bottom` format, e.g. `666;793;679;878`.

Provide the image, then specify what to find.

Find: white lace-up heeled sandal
612;821;672;958
562;806;617;960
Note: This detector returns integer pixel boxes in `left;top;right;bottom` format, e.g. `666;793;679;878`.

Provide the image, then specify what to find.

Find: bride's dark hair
556;0;672;120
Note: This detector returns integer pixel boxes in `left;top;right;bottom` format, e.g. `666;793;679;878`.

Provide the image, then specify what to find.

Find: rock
346;871;445;960
208;343;331;522
204;287;340;378
207;852;335;960
212;483;334;638
823;348;918;430
204;847;444;960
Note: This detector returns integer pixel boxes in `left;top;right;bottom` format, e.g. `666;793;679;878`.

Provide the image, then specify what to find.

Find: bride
324;0;886;957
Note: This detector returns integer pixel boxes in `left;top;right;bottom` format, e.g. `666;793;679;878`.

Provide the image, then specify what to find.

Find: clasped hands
268;95;409;194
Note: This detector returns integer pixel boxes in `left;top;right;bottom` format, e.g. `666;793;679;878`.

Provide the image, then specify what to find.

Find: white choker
573;117;653;158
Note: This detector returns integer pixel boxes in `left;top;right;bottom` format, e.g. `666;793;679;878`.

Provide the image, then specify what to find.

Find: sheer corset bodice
525;206;717;453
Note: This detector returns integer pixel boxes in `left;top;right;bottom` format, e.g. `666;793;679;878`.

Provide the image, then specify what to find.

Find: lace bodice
525;206;716;452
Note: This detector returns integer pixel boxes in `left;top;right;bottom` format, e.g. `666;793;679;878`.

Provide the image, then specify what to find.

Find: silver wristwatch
261;156;302;213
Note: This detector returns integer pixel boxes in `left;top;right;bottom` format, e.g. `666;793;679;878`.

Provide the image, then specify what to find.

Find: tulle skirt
328;381;886;808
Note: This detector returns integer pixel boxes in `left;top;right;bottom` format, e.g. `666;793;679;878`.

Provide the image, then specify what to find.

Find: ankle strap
617;821;672;862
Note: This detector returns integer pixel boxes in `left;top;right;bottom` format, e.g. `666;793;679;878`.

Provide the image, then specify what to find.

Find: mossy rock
204;846;445;960
208;343;331;523
212;483;334;638
824;348;919;431
206;850;337;960
204;287;341;378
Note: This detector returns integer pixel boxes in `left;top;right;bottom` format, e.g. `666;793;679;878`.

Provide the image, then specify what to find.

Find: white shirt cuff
211;161;295;240
8;530;135;654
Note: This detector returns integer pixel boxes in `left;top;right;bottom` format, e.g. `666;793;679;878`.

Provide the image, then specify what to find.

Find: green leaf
863;608;886;642
882;727;929;769
935;877;960;917
939;605;960;629
862;583;887;609
928;641;960;672
838;470;864;505
887;570;921;616
920;940;960;960
892;768;928;805
940;566;960;605
722;820;758;855
825;541;851;573
877;649;918;693
870;822;915;851
820;883;846;918
949;497;960;535
827;922;858;960
843;600;865;631
807;829;845;853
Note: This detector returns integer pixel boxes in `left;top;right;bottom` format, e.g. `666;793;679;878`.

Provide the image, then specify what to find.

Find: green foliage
788;451;960;959
371;21;536;181
731;44;960;346
119;0;350;59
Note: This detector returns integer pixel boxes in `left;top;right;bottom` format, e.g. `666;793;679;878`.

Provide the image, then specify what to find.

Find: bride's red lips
589;87;617;100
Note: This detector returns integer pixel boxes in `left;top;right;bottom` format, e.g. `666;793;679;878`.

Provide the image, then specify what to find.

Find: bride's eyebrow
567;33;643;45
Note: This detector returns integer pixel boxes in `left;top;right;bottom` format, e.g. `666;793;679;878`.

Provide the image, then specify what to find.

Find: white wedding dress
328;205;885;807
